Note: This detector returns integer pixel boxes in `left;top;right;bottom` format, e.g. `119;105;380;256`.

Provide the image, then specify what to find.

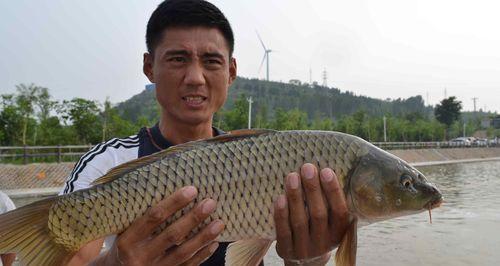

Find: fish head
347;146;443;223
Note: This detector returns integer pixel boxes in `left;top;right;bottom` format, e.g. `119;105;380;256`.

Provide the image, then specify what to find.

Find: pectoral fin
335;218;358;266
225;238;273;266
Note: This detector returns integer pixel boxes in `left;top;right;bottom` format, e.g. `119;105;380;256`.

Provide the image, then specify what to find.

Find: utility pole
463;122;466;137
309;67;312;86
322;69;328;87
383;116;387;142
247;97;253;129
472;97;478;113
426;91;429;106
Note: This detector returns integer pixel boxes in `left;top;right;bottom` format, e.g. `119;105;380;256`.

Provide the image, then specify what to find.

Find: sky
0;0;499;112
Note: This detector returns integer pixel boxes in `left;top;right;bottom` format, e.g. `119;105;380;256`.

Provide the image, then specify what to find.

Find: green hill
116;77;432;123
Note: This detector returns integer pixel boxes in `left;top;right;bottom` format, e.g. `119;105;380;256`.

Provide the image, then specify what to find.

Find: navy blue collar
148;123;225;151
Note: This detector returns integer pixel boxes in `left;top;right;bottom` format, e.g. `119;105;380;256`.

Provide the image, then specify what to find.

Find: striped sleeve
60;135;140;195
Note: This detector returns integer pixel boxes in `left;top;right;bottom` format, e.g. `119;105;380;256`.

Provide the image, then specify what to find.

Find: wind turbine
256;31;272;81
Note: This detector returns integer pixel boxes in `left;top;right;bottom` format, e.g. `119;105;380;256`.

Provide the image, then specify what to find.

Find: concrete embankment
389;147;500;166
1;148;499;197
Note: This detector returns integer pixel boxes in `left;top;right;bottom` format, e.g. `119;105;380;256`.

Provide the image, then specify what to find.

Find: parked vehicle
474;138;488;146
450;137;472;147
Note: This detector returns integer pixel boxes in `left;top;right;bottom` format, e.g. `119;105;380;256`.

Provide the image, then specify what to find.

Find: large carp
0;129;442;266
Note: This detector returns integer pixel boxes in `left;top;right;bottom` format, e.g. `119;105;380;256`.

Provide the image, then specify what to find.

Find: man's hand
91;186;224;266
274;163;350;266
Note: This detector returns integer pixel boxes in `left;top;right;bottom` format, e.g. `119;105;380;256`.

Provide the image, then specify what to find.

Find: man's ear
228;57;237;85
143;53;154;83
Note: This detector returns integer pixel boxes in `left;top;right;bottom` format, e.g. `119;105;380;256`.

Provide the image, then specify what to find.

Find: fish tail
335;217;358;266
0;197;75;266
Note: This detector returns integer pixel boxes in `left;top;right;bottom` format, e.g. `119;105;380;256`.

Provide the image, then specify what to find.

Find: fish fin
0;197;75;266
334;218;358;266
91;128;276;186
225;238;273;266
210;129;276;143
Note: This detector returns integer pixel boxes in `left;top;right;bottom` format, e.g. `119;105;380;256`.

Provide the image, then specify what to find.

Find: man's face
143;27;236;126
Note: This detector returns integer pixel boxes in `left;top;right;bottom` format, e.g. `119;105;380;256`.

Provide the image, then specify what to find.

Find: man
61;1;350;265
0;191;16;266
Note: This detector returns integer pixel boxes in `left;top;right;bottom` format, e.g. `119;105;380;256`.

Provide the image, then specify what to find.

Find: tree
222;94;248;130
15;84;48;145
272;108;308;130
435;96;462;139
0;94;23;145
60;98;102;144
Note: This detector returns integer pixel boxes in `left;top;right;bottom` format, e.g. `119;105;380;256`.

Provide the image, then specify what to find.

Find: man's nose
184;62;206;86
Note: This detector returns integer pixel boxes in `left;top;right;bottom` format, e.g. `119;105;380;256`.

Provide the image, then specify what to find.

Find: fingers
147;198;218;257
319;168;349;244
274;195;293;259
301;164;328;254
285;172;309;259
120;186;198;245
160;220;224;265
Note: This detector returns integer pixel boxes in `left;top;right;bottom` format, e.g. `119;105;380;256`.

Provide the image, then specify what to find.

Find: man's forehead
157;26;230;56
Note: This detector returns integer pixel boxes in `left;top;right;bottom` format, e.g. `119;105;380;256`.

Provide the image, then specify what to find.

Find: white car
450;137;472;147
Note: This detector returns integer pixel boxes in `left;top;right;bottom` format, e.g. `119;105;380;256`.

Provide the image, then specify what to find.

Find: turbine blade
256;30;267;50
258;53;267;73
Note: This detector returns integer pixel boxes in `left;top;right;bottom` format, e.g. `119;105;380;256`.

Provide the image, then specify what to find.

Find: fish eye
400;175;413;189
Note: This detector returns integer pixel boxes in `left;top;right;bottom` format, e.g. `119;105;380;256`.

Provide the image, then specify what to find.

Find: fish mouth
424;195;443;210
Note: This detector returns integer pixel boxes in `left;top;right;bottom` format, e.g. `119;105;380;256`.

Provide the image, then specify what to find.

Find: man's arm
274;163;350;265
0;253;16;266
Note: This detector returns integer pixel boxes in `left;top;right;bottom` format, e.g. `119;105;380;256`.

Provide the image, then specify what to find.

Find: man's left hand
274;163;350;266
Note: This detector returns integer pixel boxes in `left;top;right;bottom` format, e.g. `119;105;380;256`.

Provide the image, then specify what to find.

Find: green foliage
220;94;249;130
435;96;462;128
272;108;309;130
0;100;23;145
0;81;494;149
60;98;102;144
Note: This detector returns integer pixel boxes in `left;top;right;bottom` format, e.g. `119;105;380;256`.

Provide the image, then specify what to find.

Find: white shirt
59;134;140;251
0;191;15;214
0;190;16;266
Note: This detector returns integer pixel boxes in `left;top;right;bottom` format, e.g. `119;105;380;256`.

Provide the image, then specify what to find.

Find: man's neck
158;118;214;146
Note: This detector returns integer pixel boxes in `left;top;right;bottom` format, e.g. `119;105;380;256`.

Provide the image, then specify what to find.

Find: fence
373;141;498;150
0;141;498;164
0;145;93;164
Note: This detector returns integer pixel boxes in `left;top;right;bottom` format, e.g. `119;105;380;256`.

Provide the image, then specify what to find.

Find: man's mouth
182;96;207;105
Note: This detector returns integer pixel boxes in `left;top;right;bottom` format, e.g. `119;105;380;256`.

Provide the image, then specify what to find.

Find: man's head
146;0;234;58
143;0;237;129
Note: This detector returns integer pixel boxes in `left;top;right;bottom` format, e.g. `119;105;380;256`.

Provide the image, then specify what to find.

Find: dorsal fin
90;128;276;186
207;128;276;143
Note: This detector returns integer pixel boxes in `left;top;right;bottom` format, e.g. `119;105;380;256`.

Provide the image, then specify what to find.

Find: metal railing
372;141;498;150
0;145;93;164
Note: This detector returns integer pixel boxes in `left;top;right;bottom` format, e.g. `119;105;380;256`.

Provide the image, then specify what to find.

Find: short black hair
146;0;234;57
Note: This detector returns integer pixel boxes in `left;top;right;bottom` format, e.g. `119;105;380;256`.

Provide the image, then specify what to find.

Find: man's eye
168;57;186;63
206;59;222;65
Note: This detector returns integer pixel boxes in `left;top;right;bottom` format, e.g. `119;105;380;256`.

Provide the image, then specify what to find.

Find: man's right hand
91;186;224;266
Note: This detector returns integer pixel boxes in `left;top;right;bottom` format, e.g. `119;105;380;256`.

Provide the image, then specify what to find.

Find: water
10;161;500;265
265;160;500;265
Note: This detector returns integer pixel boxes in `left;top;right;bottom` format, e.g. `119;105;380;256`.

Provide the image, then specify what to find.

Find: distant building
145;84;156;91
481;118;491;129
492;116;500;129
289;79;302;86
